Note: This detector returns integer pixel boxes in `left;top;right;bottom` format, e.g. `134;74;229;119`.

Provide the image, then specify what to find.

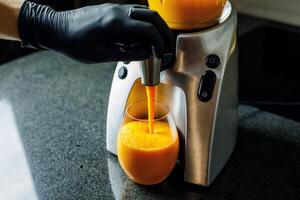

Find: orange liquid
148;0;227;30
117;121;179;185
146;86;156;134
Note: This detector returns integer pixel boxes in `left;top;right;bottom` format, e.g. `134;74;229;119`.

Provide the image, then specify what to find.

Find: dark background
1;0;300;121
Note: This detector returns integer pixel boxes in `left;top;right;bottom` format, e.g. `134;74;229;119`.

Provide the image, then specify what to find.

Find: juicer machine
106;2;238;186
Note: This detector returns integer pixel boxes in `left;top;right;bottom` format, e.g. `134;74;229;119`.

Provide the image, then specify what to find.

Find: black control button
123;61;131;64
118;66;128;79
205;54;220;68
198;70;216;102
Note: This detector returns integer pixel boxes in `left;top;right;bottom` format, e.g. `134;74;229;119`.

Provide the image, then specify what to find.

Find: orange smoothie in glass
118;120;179;185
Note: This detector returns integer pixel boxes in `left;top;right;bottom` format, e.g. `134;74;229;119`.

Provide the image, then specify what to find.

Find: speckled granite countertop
0;51;299;200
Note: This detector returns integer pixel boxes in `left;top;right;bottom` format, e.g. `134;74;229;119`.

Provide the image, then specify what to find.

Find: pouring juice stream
146;86;156;134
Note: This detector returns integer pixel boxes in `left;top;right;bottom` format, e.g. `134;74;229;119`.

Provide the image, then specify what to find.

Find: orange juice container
148;0;227;30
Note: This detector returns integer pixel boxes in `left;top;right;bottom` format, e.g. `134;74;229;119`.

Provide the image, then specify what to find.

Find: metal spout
140;56;162;86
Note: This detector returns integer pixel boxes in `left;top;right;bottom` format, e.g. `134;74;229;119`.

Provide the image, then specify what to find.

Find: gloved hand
18;1;174;63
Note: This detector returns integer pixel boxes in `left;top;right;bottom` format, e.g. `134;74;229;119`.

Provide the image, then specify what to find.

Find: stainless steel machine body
106;2;238;186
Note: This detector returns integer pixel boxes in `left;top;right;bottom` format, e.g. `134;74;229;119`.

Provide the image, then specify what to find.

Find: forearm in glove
18;1;174;63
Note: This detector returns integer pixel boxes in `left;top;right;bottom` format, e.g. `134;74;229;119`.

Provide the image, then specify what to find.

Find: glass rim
126;101;169;122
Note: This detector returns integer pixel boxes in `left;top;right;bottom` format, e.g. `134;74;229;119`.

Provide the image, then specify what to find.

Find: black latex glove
18;1;174;63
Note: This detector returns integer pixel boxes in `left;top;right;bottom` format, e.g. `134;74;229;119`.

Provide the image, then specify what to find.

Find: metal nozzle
140;56;162;86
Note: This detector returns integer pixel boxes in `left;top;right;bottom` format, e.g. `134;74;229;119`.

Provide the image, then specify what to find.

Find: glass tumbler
117;101;179;185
